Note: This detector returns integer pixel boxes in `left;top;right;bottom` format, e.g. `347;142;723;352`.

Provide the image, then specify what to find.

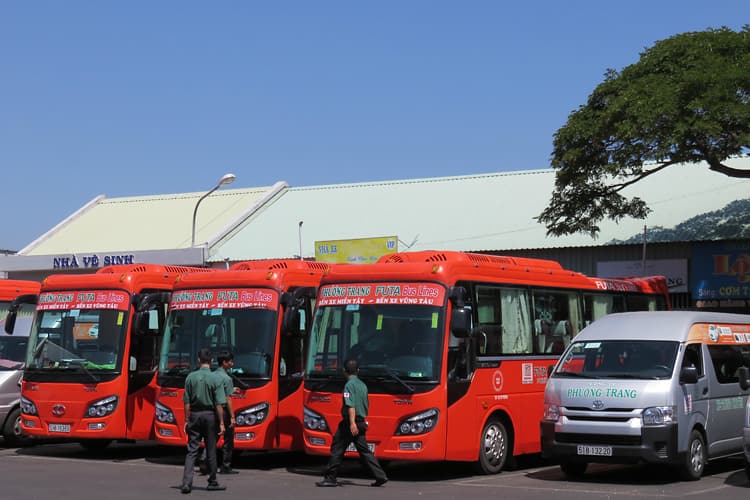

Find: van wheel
79;439;112;451
679;430;705;481
476;417;508;474
560;461;587;478
3;407;33;448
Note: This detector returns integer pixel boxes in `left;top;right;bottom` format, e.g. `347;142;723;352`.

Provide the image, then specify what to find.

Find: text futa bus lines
0;280;41;446
302;251;670;474
6;264;210;449
155;260;329;451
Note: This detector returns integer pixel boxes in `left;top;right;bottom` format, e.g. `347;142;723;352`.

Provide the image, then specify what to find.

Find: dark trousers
182;410;219;487
199;406;234;469
323;420;387;482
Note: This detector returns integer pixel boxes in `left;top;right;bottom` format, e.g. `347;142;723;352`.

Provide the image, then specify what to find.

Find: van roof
575;311;750;342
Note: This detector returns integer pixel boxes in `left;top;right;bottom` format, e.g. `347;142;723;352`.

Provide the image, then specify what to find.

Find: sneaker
219;467;239;474
206;483;226;491
315;479;339;487
371;478;388;487
180;485;192;494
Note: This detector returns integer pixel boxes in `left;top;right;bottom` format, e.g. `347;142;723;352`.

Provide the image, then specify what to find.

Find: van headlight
395;408;439;435
642;406;675;426
543;404;560;422
21;396;38;416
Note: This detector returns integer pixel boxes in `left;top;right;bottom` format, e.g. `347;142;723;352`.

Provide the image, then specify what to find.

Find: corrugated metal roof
22;184;285;255
208;157;750;262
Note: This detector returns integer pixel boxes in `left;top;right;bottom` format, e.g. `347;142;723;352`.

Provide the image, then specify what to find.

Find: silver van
541;311;750;480
0;311;35;446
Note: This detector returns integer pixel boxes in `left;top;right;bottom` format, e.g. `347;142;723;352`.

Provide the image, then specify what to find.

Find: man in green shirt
316;358;388;487
180;348;227;494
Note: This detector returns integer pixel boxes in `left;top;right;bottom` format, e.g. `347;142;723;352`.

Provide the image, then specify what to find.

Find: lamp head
218;173;236;186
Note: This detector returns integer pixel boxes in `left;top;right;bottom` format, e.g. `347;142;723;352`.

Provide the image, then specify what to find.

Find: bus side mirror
739;366;750;391
680;365;699;385
281;287;317;336
450;307;472;338
4;294;38;334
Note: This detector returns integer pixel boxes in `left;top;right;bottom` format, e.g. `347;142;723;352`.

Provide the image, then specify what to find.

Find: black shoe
316;479;339;487
206;483;226;491
180;485;192;494
371;478;388;487
219;467;239;474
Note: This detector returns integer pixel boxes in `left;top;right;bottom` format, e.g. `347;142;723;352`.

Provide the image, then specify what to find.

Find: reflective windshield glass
554;340;679;379
27;308;127;371
0;301;35;370
306;302;445;381
159;289;279;380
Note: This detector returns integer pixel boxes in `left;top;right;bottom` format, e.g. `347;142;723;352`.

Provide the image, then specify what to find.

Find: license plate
577;445;612;456
346;442;375;453
48;423;71;433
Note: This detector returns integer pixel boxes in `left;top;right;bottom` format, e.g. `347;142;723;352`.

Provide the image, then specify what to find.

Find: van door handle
702;387;708;395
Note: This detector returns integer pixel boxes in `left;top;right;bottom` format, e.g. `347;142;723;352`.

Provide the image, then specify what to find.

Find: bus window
532;290;580;354
475;285;533;355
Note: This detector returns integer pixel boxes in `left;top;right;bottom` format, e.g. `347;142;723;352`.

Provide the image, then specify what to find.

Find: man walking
316;358;388;487
215;351;239;474
181;348;227;494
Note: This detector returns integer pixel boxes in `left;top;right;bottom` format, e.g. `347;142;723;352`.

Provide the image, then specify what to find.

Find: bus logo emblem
52;404;66;417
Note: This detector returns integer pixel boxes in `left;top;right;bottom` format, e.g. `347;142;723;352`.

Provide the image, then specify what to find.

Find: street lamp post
191;173;236;247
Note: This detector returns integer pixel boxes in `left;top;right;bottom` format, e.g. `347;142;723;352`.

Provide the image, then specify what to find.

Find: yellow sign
315;236;398;264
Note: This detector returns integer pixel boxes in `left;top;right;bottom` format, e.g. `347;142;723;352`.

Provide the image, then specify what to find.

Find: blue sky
1;1;747;250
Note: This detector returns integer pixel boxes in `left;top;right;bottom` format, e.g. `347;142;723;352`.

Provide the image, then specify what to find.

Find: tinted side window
707;345;750;384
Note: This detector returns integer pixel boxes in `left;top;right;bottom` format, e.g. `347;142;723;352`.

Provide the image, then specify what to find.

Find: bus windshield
305;303;445;382
26;308;127;371
553;340;679;380
159;307;278;380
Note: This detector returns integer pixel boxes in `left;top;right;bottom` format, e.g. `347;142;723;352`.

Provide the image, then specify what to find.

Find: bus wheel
679;430;705;481
3;407;33;448
79;439;113;451
477;417;508;474
560;461;587;478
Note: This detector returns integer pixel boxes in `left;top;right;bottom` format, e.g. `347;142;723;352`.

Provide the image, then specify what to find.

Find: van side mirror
739;366;750;391
680;365;699;385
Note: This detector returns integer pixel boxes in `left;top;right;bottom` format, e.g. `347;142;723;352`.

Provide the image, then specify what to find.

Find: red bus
6;264;208;449
0;280;41;446
302;251;670;473
155;259;330;452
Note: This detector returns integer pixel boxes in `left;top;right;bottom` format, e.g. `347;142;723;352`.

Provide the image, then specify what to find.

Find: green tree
538;26;750;237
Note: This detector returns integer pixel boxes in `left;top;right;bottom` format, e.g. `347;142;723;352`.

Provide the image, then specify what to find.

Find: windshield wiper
66;359;100;383
365;365;415;394
228;370;250;390
554;372;598;378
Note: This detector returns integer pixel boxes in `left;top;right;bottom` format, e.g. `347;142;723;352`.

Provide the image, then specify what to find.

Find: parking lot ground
2;441;750;500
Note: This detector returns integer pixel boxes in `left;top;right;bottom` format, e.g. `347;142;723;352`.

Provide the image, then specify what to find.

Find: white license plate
48;423;71;433
346;442;375;453
577;445;612;456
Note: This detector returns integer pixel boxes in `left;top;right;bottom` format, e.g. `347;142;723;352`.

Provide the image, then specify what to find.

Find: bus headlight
395;408;439;435
236;402;269;427
85;395;118;418
642;406;675;426
303;407;329;432
21;396;38;416
543;404;560;422
156;401;175;424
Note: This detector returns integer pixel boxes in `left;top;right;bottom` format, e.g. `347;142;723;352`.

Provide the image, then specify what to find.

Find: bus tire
679;430;705;481
3;407;33;448
477;417;508;474
560;461;587;478
79;439;113;451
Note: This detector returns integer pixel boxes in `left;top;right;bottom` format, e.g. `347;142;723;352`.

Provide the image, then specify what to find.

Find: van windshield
554;340;679;380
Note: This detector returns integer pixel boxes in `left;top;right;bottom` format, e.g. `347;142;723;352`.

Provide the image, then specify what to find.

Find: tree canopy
538;26;750;237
